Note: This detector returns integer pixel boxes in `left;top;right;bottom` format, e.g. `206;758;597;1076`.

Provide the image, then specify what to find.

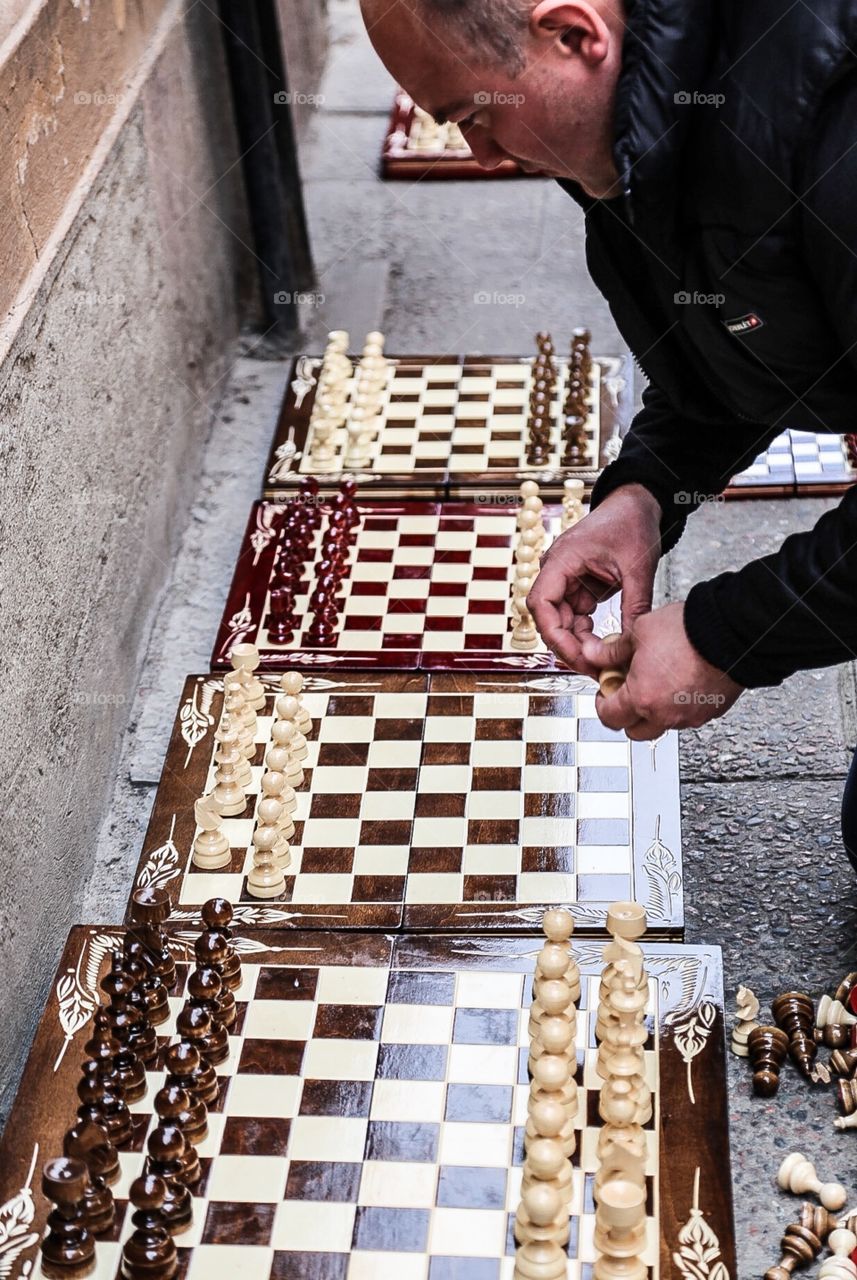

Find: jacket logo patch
724;312;765;335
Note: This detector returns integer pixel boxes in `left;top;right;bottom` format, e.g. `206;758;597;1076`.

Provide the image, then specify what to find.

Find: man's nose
461;124;507;170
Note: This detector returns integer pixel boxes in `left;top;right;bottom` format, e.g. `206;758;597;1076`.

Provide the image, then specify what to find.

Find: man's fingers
581;631;635;670
595;682;640;731
619;565;656;630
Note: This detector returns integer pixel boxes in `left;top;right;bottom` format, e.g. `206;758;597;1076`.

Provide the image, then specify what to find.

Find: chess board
213;501;619;672
381;89;528;180
129;672;683;936
263;354;633;501
726;429;857;497
0;927;736;1280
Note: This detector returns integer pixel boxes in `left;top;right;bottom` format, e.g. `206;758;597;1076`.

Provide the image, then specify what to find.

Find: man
361;0;857;865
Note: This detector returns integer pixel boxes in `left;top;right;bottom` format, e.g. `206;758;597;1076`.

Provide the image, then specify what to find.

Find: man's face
361;1;622;195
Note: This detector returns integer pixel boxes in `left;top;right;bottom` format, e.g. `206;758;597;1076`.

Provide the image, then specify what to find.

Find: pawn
62;1120;116;1236
174;1007;223;1100
528;1015;576;1073
163;1040;217;1114
514;1238;567;1280
777;1153;847;1211
748;1025;789;1097
819;1229;857;1280
530;1052;578;1119
274;694;309;760
247;824;286;898
145;1123;193;1233
514;1182;568;1249
773;992;819;1079
542;909;581;1002
525;1096;576;1159
201;898;242;991
765;1202;835;1280
279;671;313;734
211;751;246;818
73;1074;125;1172
124;938;170;1029
194;932;237;1028
192;794;231;870
521;1137;572;1202
154;1082;203;1182
121;1175;178;1280
185;968;230;1064
40;1157;95;1278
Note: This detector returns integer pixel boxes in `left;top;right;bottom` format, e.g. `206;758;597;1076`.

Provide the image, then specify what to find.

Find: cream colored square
340;595;386;617
430;1208;507;1256
382;1002;454;1043
425;594;468;616
418;764;471;792
405;873;462;904
383;612;427;635
448;1043;518;1085
358;1161;439;1209
461;845;519;875
370;1078;446;1121
423;715;474;742
206;1154;288;1202
243;999;316;1040
226;1074;303;1118
576;740;630;766
233;964;259;1002
474;514;515;535
374;692;427;718
471;548;513;570
525;716;579;743
457;970;523;1008
302;1038;379;1081
272;1200;357;1253
463;613;507;634
319;715;377;742
368;739;423;767
473;692;527;719
468;578;509;601
395;546;436;566
577;791;630;818
315;965;389;1006
360;790;416;820
467;792;521;821
194;1111;225;1159
352;845;410;876
520;816;576;846
438;1122;513;1166
187;1246;274;1280
470;739;523;767
429;562;472;583
576;694;598;718
517;872;577;903
412;816;467;846
347;1253;427;1280
180;872;243;905
523;764;575;794
288;1116;368;1162
290;873;355;904
294;817;359;850
575;846;632;875
384;578;430;599
311;765;367;793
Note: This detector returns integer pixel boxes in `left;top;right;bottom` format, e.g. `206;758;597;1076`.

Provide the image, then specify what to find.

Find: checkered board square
8;930;735;1280
728;429;857;495
130;672;683;936
263;355;633;501
213;500;620;673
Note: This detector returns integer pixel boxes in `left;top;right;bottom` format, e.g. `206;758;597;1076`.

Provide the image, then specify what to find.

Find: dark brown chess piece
40;1157;96;1277
835;972;857;1007
81;1009;133;1146
163;1044;213;1126
194;932;237;1028
748;1024;789;1097
818;1023;850;1049
184;968;230;1063
201;898;242;990
128;886;177;992
175;1006;222;1100
765;1202;834;1280
772;992;819;1079
101;960;146;1102
63;1119;116;1235
145;1124;193;1233
837;1077;857;1118
73;1074;122;1177
154;1083;202;1184
830;1047;857;1077
124;938;170;1027
121;1175;178;1280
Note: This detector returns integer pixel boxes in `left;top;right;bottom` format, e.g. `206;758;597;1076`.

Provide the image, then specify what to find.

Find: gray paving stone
316;0;397;114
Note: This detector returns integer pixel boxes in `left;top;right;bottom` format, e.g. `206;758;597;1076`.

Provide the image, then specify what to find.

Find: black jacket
567;0;857;688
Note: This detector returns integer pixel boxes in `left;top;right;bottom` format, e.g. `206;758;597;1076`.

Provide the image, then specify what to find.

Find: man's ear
530;0;610;63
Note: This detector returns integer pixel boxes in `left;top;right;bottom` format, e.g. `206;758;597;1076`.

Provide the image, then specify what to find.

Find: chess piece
592;1177;648;1280
777;1153;847;1211
765;1202;836;1280
835;973;857;1009
595;1125;648;1193
514;1182;569;1249
818;996;857;1029
174;1009;221;1103
81;1005;133;1144
40;1157;96;1278
230;642;267;710
525;1097;576;1158
200;897;242;991
121;1175;178;1280
521;1137;573;1202
561;477;585;530
731;984;761;1057
99;962;147;1103
164;1040;217;1114
834;1078;857;1128
145;1123;193;1233
194;932;237;1028
279;669;313;734
819;1228;857;1279
192;794;231;870
773;992;819;1080
748;1025;789;1097
74;1073;126;1171
510;562;539;651
211;732;247;817
514;1238;567;1280
123;938;170;1030
247;824;286;898
127;885;177;993
184;968;230;1064
597;633;626;698
62;1120;116;1235
830;1048;857;1078
154;1082;203;1181
542;908;581;1002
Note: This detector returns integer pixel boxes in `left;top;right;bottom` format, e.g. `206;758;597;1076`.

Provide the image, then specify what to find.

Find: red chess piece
267;587;296;644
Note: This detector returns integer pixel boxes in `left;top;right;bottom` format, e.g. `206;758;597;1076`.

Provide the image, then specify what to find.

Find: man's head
361;0;626;195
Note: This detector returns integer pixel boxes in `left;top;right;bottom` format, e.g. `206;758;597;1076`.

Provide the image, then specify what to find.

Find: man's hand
582;602;744;739
527;484;662;676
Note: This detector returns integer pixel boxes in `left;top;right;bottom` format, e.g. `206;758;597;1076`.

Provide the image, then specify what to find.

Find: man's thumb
619;568;654;629
581;630;635;670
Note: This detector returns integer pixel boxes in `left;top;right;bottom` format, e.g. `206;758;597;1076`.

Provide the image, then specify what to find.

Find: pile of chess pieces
509;476;585;652
514;902;653;1280
767;1154;857;1278
732;972;857;1127
526;329;593;467
37;890;241;1280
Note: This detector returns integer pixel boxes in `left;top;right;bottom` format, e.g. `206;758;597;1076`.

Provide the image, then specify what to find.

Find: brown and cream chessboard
381;88;531;180
213;498;616;673
129;671;683;935
0;924;736;1280
263;346;634;502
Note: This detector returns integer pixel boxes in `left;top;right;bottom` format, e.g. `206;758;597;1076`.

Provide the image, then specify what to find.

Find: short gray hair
413;0;531;74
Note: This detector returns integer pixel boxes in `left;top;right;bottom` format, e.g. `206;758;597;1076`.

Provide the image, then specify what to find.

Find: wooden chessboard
725;429;857;498
129;671;682;936
213;500;619;673
262;353;634;501
381;89;528;180
0;926;736;1280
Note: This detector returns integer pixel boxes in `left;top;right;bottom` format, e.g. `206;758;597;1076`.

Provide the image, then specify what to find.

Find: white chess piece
192;795;231;869
246;825;285;898
777;1152;847;1210
230;643;267;710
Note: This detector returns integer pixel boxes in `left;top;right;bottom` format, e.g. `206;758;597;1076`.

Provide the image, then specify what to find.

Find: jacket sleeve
683;68;857;687
590;381;779;552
